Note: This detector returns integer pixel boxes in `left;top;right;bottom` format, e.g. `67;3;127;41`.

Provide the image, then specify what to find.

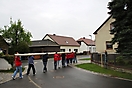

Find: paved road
0;56;132;88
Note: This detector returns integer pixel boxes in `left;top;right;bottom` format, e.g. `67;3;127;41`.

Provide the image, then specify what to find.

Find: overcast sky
0;0;111;40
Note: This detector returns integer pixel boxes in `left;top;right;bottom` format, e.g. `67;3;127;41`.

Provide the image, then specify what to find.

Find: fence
91;53;120;67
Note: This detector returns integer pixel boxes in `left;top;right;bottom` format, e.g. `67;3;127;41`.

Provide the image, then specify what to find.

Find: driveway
0;55;132;88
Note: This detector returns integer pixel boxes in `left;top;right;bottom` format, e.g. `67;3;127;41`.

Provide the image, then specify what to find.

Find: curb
0;66;28;84
71;63;132;82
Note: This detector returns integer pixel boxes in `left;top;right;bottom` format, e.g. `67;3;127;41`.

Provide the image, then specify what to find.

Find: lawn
79;58;91;60
76;63;132;80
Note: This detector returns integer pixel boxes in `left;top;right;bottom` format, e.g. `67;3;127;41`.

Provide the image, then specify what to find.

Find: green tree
108;0;132;54
0;18;32;53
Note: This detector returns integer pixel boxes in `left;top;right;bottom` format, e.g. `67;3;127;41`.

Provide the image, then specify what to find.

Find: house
29;39;60;53
77;37;96;54
0;35;9;55
43;34;80;52
93;16;117;53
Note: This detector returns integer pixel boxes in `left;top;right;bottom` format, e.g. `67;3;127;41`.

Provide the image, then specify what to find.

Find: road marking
53;76;64;79
28;76;42;88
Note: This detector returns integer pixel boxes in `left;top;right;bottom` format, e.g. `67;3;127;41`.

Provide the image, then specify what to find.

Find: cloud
0;0;111;40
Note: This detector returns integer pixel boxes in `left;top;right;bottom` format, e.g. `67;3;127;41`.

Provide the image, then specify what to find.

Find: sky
0;0;111;40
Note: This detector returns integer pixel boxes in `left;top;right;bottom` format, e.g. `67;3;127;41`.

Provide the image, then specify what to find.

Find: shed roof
29;39;59;47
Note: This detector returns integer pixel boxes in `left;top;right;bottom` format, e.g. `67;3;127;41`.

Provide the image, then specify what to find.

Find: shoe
12;76;15;80
20;76;23;79
33;73;36;76
43;70;45;73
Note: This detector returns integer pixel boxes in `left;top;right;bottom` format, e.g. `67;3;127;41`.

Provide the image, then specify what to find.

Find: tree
0;18;32;53
108;0;132;54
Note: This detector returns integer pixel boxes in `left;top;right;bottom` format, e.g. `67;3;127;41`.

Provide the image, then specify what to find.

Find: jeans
54;61;57;70
73;58;78;63
12;66;22;78
66;59;69;66
57;60;61;68
62;59;65;67
70;58;73;64
43;62;47;71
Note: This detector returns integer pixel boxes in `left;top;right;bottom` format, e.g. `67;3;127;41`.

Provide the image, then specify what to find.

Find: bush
0;52;4;57
116;56;125;65
127;60;132;65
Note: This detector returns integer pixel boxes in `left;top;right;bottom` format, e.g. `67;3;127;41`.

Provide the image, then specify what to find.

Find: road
0;55;132;88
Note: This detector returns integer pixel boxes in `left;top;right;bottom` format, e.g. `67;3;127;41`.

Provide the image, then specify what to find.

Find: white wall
79;42;96;53
44;35;80;52
44;36;54;42
79;42;88;53
95;17;117;53
60;46;80;52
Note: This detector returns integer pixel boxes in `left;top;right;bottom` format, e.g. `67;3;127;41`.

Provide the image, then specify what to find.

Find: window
106;41;113;49
65;41;68;44
74;49;78;52
69;49;71;52
89;47;91;51
60;49;65;52
110;23;115;34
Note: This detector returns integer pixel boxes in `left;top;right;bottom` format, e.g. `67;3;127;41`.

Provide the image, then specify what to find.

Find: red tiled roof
77;37;95;45
43;34;80;46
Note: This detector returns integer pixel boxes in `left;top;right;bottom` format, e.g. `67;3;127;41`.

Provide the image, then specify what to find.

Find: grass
0;67;25;73
79;58;91;60
76;63;132;80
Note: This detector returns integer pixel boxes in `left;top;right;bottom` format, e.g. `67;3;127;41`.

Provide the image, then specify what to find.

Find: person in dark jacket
26;55;36;76
61;53;66;68
42;53;49;73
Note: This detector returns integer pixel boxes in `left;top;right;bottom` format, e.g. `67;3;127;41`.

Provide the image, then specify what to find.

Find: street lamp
89;35;92;53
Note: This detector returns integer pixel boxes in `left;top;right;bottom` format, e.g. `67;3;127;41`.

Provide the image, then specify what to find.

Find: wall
95;17;117;53
60;46;80;52
44;36;54;42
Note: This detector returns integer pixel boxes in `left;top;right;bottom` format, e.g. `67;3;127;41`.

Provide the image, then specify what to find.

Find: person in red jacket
66;53;70;66
12;51;23;80
54;52;59;70
69;52;74;64
57;53;61;69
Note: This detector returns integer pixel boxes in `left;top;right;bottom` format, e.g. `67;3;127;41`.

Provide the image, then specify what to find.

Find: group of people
53;51;77;70
12;51;36;80
12;51;77;80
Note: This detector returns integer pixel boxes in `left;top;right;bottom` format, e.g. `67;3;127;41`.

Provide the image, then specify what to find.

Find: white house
43;34;80;52
77;37;96;53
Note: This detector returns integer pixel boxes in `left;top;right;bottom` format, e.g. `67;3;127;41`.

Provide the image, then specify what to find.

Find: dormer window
65;41;68;44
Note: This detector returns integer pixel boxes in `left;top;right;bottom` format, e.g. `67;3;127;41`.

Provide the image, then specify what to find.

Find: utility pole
89;35;92;53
